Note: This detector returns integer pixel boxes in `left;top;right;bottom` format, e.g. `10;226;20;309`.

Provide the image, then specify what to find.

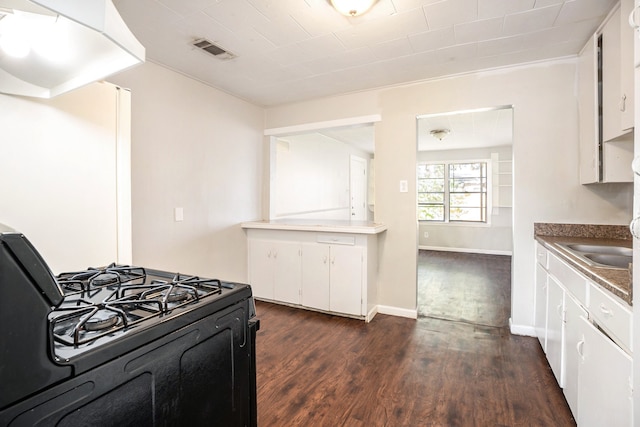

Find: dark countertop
535;234;632;306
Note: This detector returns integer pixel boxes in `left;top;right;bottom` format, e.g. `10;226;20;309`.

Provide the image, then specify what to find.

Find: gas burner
49;267;231;349
122;282;199;312
167;288;190;303
50;292;164;347
57;264;146;294
84;310;119;332
92;273;120;287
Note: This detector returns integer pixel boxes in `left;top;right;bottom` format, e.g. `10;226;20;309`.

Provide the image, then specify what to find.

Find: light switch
174;207;184;222
399;180;408;193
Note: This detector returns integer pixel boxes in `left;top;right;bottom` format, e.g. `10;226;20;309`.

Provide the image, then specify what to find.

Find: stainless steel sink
561;244;632;257
556;243;632;270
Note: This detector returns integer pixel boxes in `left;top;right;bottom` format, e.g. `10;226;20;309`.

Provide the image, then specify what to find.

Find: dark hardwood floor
417;250;511;327
255;251;575;426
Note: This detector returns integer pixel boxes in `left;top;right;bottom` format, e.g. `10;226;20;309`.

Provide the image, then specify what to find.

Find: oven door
0;299;257;427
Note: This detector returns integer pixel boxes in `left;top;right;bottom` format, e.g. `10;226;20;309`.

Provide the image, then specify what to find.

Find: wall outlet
399;180;408;192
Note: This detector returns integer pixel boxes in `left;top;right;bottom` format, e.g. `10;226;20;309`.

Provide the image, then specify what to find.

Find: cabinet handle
620;94;627;112
556;303;563;319
323;256;327;264
599;303;613;317
576;338;585;358
631;217;640;239
632;156;640;176
629;5;640;30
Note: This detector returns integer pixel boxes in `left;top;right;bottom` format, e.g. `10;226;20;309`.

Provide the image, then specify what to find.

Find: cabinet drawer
548;253;588;306
317;234;355;246
589;282;632;352
535;242;548;268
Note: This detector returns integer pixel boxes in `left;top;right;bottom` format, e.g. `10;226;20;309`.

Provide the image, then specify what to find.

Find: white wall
0;82;127;273
264;58;633;331
109;62;264;282
272;133;371;220
418;145;513;254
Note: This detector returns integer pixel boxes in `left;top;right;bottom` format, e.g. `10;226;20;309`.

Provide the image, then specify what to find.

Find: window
418;161;488;222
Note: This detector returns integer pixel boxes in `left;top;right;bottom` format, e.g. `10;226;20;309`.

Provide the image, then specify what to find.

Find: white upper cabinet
578;1;634;184
579;33;600;184
603;1;635;141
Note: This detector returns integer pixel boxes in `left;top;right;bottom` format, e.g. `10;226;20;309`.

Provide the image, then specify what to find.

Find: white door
577;316;632;427
563;294;587;418
546;277;565;387
350;156;367;221
248;240;275;300
534;263;548;352
301;243;330;311
329;245;363;316
273;241;302;304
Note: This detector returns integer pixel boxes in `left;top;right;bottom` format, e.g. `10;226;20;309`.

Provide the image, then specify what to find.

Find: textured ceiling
113;0;617;108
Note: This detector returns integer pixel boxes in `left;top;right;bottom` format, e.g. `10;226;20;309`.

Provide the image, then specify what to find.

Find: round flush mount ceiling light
330;0;377;17
430;129;450;141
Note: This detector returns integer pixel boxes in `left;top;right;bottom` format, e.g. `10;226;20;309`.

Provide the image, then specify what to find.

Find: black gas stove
0;230;258;426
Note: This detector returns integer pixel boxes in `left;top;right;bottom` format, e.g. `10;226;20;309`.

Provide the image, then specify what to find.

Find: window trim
418;159;492;225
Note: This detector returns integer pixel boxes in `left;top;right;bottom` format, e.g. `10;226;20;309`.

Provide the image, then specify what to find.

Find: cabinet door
273;241;301;305
546;277;565;387
329;245;363;316
248;240;275;300
301;243;330;311
534;264;548;352
577;316;632;427
603;5;623;142
621;0;635;131
563;294;587;418
578;33;599;184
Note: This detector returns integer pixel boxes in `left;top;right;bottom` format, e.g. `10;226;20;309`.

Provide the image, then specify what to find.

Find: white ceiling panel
454;17;503;44
408;27;456;53
424;0;479;30
417;107;513;152
502;5;563;36
477;0;535;19
334;9;429;50
112;0;618;107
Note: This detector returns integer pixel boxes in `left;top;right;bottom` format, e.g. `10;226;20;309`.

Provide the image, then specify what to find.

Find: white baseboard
365;305;379;323
377;305;418;319
418;245;512;256
509;318;536;337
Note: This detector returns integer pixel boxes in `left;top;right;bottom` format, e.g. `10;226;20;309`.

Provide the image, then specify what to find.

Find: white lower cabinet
246;228;378;321
534;263;548;352
563;294;587;418
327;244;363;316
546;277;565;387
577;316;632;427
301;243;363;316
301;243;330;311
248;239;301;304
534;241;633;426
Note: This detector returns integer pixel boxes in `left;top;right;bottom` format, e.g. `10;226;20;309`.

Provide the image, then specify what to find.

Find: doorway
417;251;511;327
350;155;367;221
415;106;514;326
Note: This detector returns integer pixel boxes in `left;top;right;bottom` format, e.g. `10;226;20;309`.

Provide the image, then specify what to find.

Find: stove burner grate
56;264;146;294
50;269;227;349
51;291;164;347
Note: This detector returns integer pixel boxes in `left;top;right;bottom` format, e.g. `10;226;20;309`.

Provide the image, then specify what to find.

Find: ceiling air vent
192;38;235;60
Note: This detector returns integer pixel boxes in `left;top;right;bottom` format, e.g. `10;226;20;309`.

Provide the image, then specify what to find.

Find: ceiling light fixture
330;0;377;17
0;0;145;99
430;129;450;141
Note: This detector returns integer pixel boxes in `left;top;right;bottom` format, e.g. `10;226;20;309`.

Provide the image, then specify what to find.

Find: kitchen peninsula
241;219;387;322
